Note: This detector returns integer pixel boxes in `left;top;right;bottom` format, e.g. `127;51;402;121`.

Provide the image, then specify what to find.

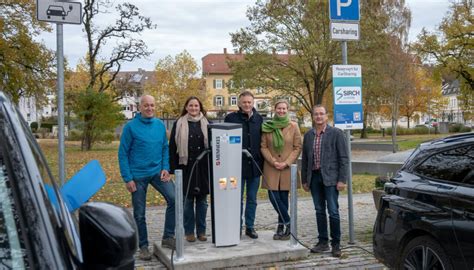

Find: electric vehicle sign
332;65;363;130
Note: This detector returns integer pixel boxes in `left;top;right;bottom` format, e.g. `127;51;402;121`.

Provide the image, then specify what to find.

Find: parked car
373;133;474;269
0;92;137;269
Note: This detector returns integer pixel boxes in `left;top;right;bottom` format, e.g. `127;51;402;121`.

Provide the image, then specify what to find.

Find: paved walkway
134;193;385;269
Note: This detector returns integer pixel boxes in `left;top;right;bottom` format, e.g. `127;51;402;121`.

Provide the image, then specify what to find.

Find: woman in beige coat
261;100;302;240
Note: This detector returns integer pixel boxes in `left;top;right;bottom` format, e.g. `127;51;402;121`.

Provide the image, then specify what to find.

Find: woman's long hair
180;96;207;117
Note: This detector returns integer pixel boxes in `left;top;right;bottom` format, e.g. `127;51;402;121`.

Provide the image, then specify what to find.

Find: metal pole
289;164;298;247
175;169;184;261
342;41;355;244
57;23;65;186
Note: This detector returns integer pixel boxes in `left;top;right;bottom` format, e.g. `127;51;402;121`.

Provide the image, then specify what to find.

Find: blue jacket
224;108;263;179
301;124;349;187
118;113;170;182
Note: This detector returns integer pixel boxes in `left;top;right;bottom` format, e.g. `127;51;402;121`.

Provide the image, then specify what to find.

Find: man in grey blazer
301;105;349;257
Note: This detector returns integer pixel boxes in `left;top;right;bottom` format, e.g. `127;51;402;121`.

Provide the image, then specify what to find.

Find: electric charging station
209;123;242;247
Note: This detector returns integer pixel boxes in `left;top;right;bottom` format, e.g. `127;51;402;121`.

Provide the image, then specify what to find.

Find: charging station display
209;123;242;247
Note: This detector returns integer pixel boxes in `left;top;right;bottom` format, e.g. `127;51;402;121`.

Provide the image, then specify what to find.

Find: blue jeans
268;190;290;225
184;194;208;236
132;174;176;248
241;176;260;229
310;170;340;246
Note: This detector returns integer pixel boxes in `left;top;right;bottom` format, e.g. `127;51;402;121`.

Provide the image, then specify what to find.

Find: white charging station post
209;123;242;247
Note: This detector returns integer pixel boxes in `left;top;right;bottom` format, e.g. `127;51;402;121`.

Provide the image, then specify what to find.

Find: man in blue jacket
301;105;349;257
224;91;263;239
118;95;175;260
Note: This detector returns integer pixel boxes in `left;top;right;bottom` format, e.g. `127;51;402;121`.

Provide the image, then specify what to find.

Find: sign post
329;0;361;245
37;0;82;185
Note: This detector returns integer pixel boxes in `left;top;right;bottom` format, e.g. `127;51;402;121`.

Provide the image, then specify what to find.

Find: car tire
398;235;452;270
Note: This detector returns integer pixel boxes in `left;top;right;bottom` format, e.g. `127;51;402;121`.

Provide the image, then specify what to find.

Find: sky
36;0;451;72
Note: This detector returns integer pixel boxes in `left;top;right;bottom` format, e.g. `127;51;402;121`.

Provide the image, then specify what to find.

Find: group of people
118;91;349;260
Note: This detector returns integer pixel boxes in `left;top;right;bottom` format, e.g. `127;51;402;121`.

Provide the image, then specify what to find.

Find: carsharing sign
332;65;363;130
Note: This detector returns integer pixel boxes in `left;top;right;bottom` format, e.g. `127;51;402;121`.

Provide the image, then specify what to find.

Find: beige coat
261;121;302;190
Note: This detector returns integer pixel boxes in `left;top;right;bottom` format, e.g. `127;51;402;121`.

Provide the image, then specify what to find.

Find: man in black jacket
224;91;263;239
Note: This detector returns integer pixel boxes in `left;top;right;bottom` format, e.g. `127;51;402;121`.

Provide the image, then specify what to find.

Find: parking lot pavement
134;193;385;269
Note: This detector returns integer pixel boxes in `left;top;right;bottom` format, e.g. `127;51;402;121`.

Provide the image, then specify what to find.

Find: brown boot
185;234;196;242
197;234;207;241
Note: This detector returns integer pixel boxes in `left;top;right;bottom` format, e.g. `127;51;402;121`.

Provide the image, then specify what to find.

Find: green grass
38;140;378;207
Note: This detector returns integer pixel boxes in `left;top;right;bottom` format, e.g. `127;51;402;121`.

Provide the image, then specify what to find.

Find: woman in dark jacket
169;96;210;242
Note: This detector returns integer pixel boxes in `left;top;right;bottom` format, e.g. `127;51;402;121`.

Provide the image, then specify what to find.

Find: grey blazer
301;125;349;187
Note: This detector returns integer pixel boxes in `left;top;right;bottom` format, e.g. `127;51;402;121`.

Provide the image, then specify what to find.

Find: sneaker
139;246;152;261
185;234;196;242
310;242;329;253
161;238;176;249
197;234;207;241
331;243;342;257
245;228;258;239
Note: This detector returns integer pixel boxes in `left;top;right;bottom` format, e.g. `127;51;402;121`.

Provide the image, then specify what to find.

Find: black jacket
169;120;210;196
224;108;263;179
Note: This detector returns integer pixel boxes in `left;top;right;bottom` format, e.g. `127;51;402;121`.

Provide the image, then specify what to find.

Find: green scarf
262;114;290;153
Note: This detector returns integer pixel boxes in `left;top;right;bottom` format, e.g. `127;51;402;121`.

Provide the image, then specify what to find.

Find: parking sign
330;0;360;21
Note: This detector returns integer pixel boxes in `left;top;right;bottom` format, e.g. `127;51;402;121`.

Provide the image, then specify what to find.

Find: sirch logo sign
335;87;361;104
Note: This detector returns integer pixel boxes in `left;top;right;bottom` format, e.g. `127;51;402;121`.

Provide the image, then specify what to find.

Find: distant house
115;68;156;119
17;93;56;125
202;48;294;118
441;79;471;126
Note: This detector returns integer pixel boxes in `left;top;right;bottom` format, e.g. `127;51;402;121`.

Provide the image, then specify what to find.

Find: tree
146;51;207;118
79;0;156;150
0;1;55;102
412;0;473;91
399;67;444;128
229;0;340;114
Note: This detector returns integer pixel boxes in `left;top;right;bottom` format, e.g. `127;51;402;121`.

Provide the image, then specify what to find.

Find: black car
373;133;474;270
0;92;137;269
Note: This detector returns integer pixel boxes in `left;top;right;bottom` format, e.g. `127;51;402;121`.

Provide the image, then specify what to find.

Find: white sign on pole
37;0;82;24
330;22;360;40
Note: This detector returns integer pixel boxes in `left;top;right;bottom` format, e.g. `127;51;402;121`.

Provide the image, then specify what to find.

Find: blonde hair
274;99;289;109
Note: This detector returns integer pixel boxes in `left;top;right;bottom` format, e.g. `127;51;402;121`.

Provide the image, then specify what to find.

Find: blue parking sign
330;0;360;21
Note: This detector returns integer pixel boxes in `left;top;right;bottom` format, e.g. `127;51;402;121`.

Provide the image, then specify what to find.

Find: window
414;145;474;184
0;163;27;268
214;79;224;89
214;96;224;107
257;100;269;110
230;96;237;106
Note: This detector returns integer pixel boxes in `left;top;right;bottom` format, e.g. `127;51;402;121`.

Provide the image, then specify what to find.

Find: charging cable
244;149;375;256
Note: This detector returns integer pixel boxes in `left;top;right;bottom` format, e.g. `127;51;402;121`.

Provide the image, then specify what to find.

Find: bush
460;126;472;132
40;123;54;132
374;176;390;189
30;122;38;132
449;123;471;133
37;128;50;138
68;129;82;141
385;126;434;136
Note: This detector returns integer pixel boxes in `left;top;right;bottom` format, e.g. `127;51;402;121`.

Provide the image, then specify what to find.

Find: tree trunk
407;116;410;128
360;109;369;139
81;113;93;151
391;118;397;153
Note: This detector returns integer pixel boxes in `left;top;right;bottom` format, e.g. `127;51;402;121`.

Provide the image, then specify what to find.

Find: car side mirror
79;202;138;269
